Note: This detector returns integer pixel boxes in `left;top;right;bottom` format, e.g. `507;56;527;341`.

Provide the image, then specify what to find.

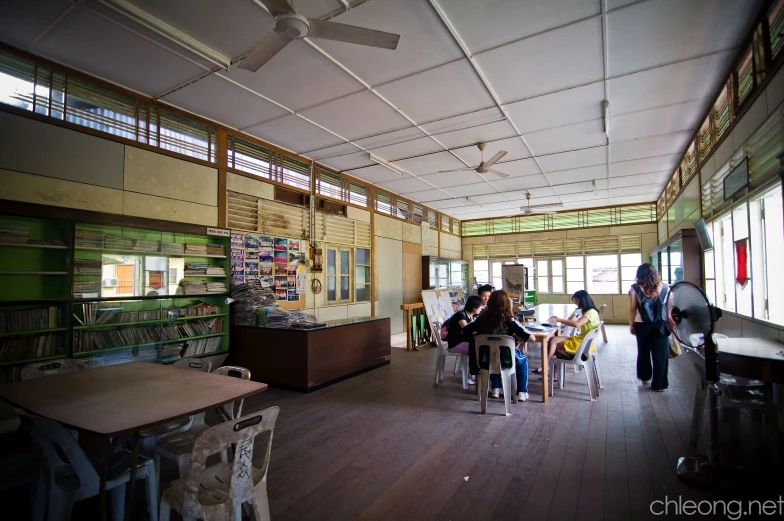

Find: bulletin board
230;232;307;310
421;288;466;327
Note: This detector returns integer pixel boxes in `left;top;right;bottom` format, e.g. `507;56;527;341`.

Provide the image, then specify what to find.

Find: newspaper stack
161;242;185;254
230;280;276;326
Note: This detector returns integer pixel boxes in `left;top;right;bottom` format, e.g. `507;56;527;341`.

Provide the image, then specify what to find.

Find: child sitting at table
445;295;483;385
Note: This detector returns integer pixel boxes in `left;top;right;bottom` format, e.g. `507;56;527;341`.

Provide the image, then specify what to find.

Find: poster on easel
421;287;465;327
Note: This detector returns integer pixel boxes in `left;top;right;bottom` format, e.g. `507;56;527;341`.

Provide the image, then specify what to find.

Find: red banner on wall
735;238;749;287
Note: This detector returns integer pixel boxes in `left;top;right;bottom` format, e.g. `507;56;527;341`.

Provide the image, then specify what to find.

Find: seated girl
462;290;535;402
445;295;482;384
534;290;600;377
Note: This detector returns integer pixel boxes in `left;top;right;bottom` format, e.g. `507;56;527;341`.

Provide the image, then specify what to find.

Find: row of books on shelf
0;306;62;333
184;262;226;276
182;336;223;357
0;334;64;363
73;258;102;275
0;225;67;246
75;229;225;256
75;301;223;325
74;318;223;351
181;281;227;294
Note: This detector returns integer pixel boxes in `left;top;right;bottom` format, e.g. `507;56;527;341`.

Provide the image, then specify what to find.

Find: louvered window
702;161;732;218
0;49;217;162
473;244;488;257
747;111;782;183
227;191;259;232
517;242;533;257
441;215;451;232
714;85;731;140
586;207;613;227
488;243;516;258
375;191;392;215
699;115;713;161
259;199;309;239
534;240;565;256
770;0;784;60
427;209;438;228
619;235;642;252
583;236;619;254
550;212;580;230
656;193;667;219
349;181;368;207
565;239;583;255
491;218;514;234
412;204;424;224
463;220;488;236
316;168;343;201
682;141;697;185
228;136;271;178
736;48;755;109
396;199;410;220
666;173;679;203
280;155;311;191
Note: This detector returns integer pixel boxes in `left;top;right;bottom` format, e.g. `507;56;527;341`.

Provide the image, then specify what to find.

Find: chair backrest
473;335;516;374
183;407;280;516
570;327;601;367
430;321;448;354
212;366;252;421
598;304;607;318
562;309;583;337
172;358;212;372
20;358;83;380
19;413;99;498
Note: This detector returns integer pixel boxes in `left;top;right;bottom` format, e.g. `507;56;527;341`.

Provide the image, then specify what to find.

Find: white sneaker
491;388;500;398
517;392;528;402
468;376;476;385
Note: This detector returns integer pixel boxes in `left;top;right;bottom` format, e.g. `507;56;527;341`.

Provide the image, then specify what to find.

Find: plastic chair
473;335;517;416
597;304;608;343
549;328;601;401
159;407;279;521
155;366;252;486
125;359;213;457
211;366;252;422
0;452;46;521
431;321;469;390
561;309;582;337
20;413;158;521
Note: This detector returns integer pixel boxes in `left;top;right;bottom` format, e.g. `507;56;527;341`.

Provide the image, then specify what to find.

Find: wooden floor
4;325;782;520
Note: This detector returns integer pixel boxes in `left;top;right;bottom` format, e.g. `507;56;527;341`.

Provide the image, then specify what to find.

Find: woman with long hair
629;263;670;391
533;290;601;376
462;290;535;401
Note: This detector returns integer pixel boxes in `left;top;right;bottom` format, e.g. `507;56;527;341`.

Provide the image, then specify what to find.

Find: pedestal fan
666;281;743;490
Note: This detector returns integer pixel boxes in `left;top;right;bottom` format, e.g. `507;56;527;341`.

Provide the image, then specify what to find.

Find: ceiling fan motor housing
277;13;311;39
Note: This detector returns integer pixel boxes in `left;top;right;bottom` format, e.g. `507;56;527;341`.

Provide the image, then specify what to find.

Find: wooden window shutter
473;244;488;257
259;199;309;239
487;243;516;258
583;236;619;254
619;235;642;252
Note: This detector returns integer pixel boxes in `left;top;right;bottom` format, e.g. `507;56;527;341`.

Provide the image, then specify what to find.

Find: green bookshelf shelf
0;243;69;250
0;353;70;368
73;332;226;357
74;313;227;330
0;327;69;338
74;246;226;259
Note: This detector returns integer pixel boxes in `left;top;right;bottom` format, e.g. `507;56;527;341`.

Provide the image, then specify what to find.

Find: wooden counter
228;317;391;392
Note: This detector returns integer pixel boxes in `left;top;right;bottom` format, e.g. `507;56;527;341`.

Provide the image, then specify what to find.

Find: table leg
541;338;549;404
101;436;120;521
124;431;140;521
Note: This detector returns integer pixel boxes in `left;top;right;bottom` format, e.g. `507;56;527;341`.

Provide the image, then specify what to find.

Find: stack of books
166;302;221;318
182;336;222;356
159;344;183;363
206;266;225;275
73;258;102;275
0;225;29;244
104;235;133;250
175;318;223;337
132;238;161;252
184;262;209;275
181;281;207;295
73;281;101;298
184;243;208;255
206;243;225;256
161;242;185;254
206;282;227;293
75;229;103;248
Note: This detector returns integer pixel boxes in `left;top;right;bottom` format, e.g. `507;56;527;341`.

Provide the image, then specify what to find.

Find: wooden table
717;337;784;384
0;362;268;520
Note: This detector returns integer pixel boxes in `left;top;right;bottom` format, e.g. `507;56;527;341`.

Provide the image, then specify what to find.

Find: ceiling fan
521;191;562;215
438;143;510;178
238;0;401;72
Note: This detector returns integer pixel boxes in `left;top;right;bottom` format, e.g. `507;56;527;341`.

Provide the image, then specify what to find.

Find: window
566;256;584;294
356;248;370;302
473;260;489;285
491;261;502;290
586;255;619;294
536;260;549;293
375;191;392;215
733;204;752;316
714;214;736;312
551;259;564;293
326;246;352;303
620;253;642;293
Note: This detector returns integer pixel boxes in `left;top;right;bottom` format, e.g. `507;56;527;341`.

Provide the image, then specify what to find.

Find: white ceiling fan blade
483;150;507;168
258;0;296;16
238;30;293;71
438;167;476;173
486;169;509;178
309;20;400;50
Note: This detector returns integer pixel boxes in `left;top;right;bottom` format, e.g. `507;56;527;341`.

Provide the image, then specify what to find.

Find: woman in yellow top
533;290;600;376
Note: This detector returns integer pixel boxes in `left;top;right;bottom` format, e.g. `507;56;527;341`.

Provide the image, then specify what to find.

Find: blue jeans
490;349;528;392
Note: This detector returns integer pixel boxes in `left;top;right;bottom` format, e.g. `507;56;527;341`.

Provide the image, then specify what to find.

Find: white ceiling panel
440;0;601;54
376;177;436;195
354;127;427;149
321;152;372;171
489;158;542;178
442;183;499;198
403;189;455;202
506;186;558;200
428;198;475;210
559;190;609;203
552;181;604;195
347;164;411;185
524;119;606;156
536;146;607;173
300;91;411;141
313;0;463;86
368;137;445;162
610;172;670;188
607;0;762;77
609;154;679;178
421;107;504;134
609;51;734;115
418;169;485;188
491;174;552;191
504;82;605;134
295;0;344;19
127;0;274;58
304;142;363;160
244;114;343;153
475;17;604;103
223;41;363;112
607;0;640;9
452;137;531;165
546;164;608;186
430;120;519;149
609;131;692;162
609;100;704;141
469;193;512;205
35;8;209;96
0;0;72;49
396;151;465;176
163;75;288;129
376;59;495;123
610;184;665;197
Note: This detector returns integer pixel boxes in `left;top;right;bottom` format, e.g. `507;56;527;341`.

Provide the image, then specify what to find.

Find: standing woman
629;263;670;391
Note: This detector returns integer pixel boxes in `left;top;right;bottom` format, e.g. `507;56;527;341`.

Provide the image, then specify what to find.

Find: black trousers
634;321;669;390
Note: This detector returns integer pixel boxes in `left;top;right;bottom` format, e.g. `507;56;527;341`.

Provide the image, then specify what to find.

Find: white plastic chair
473;335;517;416
549;327;601;401
155;366;252;486
20;412;158;521
160;407;280;521
431;321;469;390
561;309;582;337
129;359;213;457
597;304;608;343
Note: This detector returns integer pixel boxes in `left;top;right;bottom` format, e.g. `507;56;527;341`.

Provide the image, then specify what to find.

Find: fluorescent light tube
368;153;407;175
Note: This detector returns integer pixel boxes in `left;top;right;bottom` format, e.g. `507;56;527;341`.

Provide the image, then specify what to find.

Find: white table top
535;304;576;322
717;337;784;362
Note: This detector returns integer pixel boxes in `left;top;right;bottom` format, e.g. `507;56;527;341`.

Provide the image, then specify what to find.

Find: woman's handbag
668;334;681;359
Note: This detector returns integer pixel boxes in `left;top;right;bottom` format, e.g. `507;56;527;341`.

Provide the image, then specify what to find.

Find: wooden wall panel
226;172;275;200
402;241;423;305
122;191;217;226
1;169;123;214
124;146;217;206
